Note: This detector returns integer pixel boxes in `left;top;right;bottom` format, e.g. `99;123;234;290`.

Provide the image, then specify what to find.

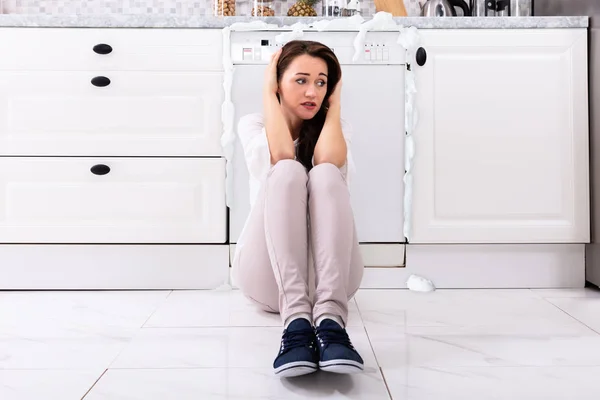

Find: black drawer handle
91;76;111;87
416;47;427;66
90;164;111;175
93;43;113;55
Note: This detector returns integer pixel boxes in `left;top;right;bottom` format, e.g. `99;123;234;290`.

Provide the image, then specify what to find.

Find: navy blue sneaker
316;318;364;374
273;318;319;377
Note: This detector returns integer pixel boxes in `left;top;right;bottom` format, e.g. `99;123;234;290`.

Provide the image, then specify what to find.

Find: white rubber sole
274;361;318;378
319;359;364;374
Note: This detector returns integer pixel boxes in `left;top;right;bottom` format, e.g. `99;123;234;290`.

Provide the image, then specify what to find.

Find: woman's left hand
328;79;342;108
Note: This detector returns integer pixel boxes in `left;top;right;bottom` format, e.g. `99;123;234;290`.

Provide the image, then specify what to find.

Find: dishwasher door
229;63;405;244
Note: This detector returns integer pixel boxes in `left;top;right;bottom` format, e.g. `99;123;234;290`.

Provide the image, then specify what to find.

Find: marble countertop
0;14;589;29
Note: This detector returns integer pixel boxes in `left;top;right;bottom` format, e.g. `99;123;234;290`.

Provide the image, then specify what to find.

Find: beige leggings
233;159;364;326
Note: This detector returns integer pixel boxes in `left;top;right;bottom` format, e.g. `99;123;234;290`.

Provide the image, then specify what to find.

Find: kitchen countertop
0;14;589;29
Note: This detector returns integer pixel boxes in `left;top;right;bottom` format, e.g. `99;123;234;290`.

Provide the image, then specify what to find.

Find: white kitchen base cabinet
355;243;586;289
409;29;590;244
0;27;229;289
0;244;230;290
0;157;226;243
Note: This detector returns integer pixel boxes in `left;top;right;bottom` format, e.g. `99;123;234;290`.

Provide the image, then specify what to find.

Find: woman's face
278;54;328;121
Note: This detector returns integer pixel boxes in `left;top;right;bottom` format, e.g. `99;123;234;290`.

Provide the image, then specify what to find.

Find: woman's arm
313;80;347;168
263;49;295;164
264;92;295;164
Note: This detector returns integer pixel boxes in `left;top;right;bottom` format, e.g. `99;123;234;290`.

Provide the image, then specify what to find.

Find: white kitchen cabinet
0;25;229;289
0;71;224;156
0;157;226;243
409;29;590;244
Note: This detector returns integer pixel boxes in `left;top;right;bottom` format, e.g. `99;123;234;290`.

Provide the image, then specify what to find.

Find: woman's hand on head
264;48;282;96
328;78;342;109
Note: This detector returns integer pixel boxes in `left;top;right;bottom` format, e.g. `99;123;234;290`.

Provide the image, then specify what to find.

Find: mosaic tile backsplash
1;0;423;17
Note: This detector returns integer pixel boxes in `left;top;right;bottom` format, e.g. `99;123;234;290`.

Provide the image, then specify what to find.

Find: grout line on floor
356;300;395;399
102;291;175;369
139;290;174;328
543;298;600;336
105;334;138;370
80;368;107;399
354;298;381;364
379;367;395;400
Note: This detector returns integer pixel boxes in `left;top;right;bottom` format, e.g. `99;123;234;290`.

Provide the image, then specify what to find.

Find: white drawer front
0;28;223;71
0;71;223;156
0;157;226;243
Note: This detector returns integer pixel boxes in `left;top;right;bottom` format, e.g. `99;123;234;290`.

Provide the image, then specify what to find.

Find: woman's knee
308;162;346;194
271;159;306;176
268;159;308;192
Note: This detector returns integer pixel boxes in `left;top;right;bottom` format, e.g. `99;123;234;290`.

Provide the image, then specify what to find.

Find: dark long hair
276;40;342;171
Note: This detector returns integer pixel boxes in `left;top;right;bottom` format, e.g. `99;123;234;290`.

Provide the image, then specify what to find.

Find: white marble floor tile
110;327;278;369
6;288;600;400
144;289;362;328
356;289;594;335
0;291;170;334
83;368;227;400
545;296;600;333
0;327;133;369
0;291;169;369
356;289;541;311
110;326;377;370
382;366;600;400
354;289;407;338
143;290;232;327
0;369;103;400
85;368;390;400
368;333;600;369
358;308;406;336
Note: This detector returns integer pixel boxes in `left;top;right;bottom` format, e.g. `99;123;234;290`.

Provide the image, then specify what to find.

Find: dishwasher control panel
230;31;407;65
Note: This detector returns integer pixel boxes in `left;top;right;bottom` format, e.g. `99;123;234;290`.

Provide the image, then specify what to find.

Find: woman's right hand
264;48;282;95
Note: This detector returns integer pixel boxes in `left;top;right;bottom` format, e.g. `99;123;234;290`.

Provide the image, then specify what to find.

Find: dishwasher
227;29;406;265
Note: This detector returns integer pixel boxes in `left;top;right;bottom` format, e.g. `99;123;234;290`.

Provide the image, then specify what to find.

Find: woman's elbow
270;149;296;164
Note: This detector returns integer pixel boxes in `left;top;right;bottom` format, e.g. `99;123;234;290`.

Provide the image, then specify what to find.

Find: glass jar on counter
252;0;276;16
341;0;362;16
322;0;342;17
496;0;532;16
213;0;236;16
471;0;532;16
511;0;532;16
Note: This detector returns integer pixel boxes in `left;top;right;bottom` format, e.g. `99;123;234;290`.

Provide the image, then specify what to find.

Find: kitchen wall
536;0;600;17
0;0;424;17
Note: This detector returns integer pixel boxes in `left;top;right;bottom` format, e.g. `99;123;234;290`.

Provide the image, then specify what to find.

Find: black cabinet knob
90;164;111;175
91;76;111;87
416;47;427;66
93;44;113;55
